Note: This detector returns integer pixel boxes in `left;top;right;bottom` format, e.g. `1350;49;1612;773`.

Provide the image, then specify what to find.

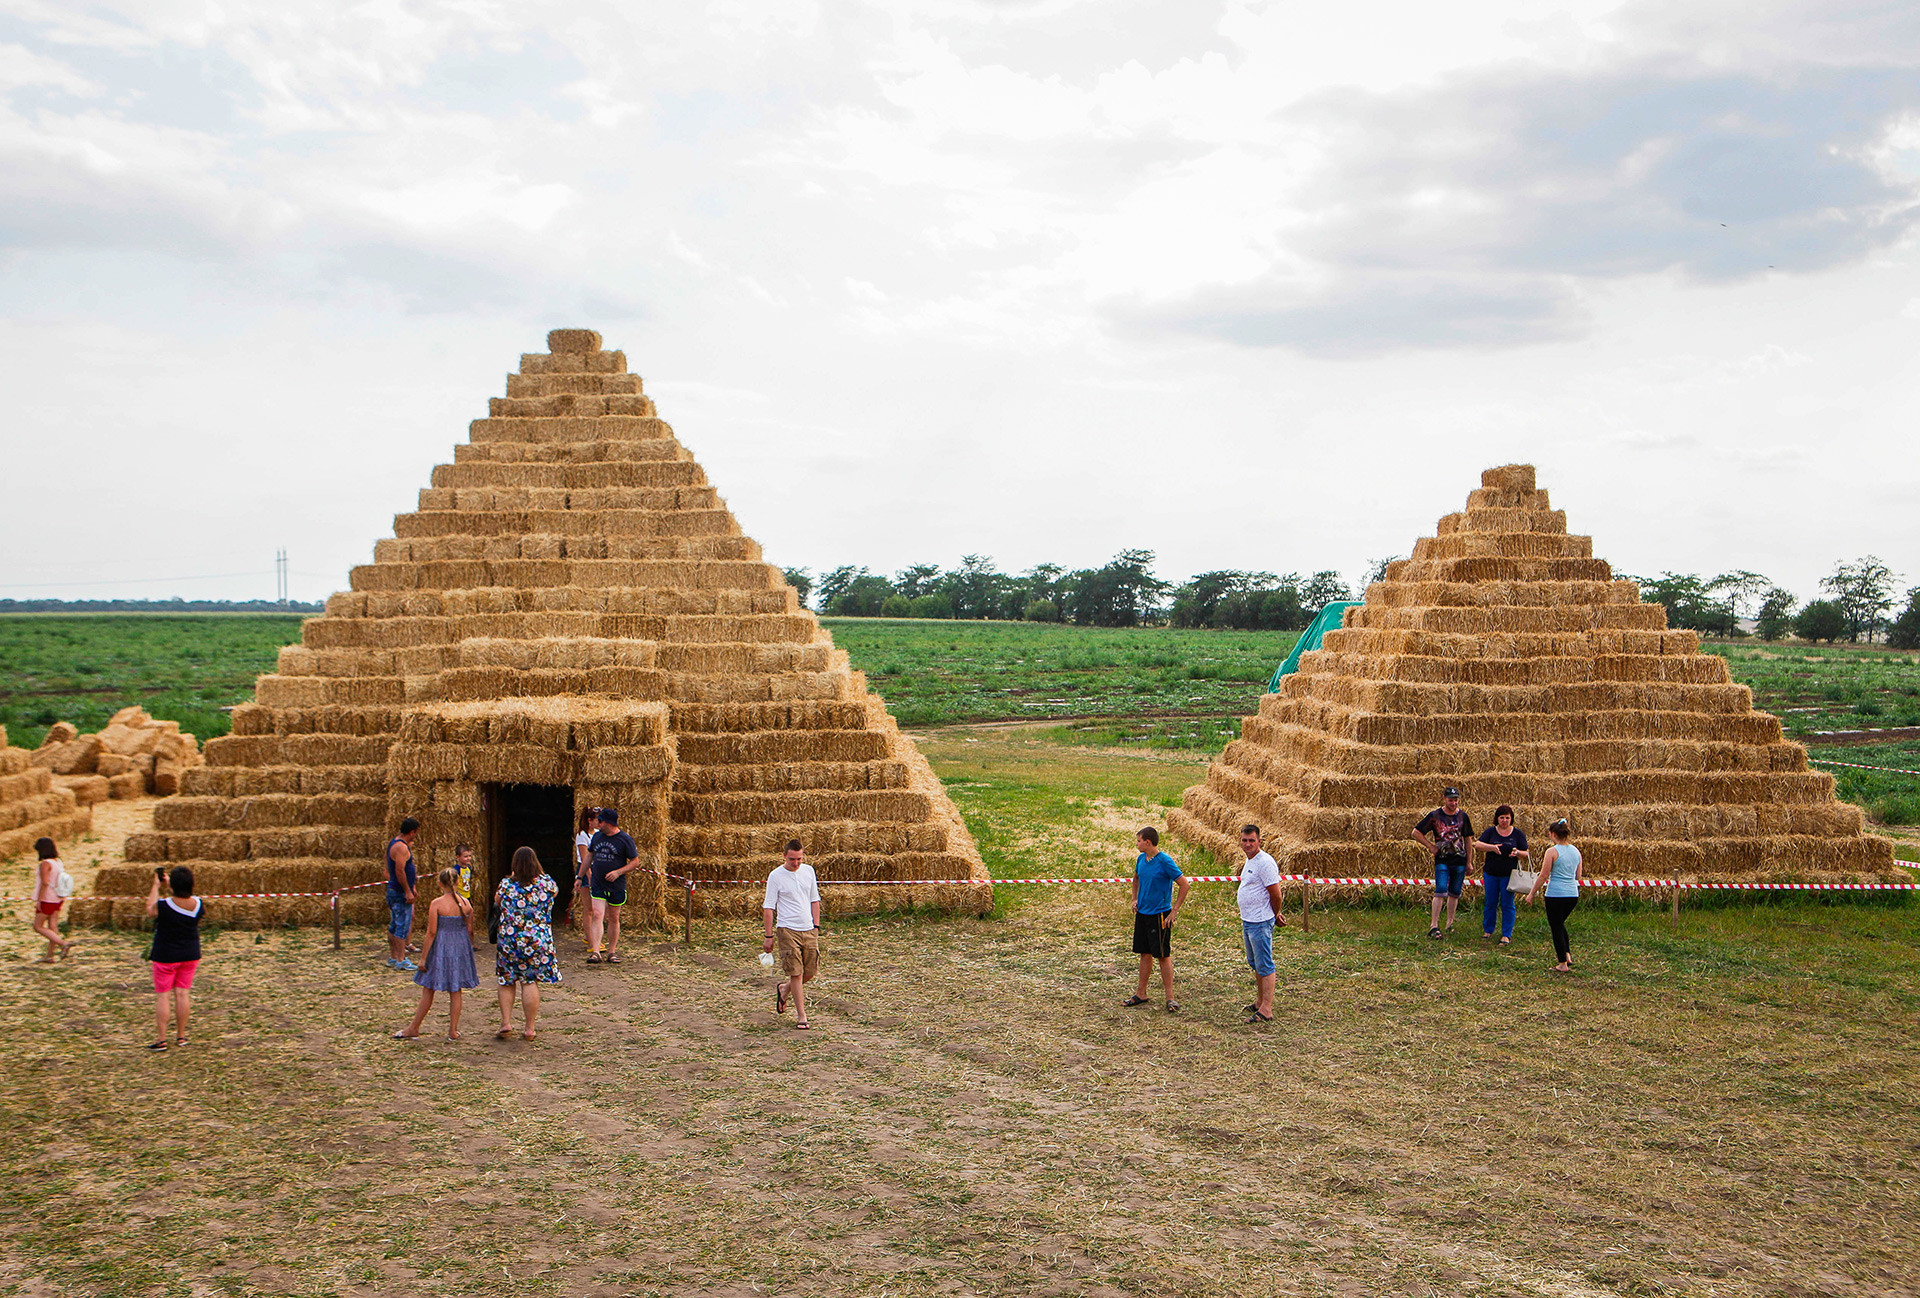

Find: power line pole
276;549;288;607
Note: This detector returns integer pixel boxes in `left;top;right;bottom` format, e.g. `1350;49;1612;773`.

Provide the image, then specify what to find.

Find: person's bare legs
585;898;605;953
496;985;515;1035
447;989;463;1039
32;911;68;959
173;987;191;1043
389;923;406;963
153;990;171;1045
1156;955;1176;1006
1445;894;1459;931
520;984;541;1039
398;988;434;1038
606;904;621;958
1254;970;1276;1018
789;970;807;1026
1134;953;1154;1000
1429;894;1445;932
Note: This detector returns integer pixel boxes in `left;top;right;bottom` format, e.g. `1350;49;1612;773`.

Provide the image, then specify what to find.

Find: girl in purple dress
394;866;479;1041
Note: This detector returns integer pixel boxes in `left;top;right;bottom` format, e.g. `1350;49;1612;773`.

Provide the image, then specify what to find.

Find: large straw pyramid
0;726;93;861
76;330;989;926
1170;465;1896;881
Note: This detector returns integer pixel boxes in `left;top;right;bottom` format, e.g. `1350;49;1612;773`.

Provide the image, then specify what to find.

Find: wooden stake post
330;876;342;950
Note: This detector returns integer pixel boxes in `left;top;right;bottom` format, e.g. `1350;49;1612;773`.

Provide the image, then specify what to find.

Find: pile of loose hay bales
75;329;990;929
1169;465;1898;884
29;707;204;805
0;724;93;860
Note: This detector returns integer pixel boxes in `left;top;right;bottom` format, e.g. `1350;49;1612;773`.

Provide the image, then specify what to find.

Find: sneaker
385;958;400;969
395;959;418;972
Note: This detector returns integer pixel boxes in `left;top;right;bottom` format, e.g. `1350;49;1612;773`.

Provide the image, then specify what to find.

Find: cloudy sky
2;0;1916;606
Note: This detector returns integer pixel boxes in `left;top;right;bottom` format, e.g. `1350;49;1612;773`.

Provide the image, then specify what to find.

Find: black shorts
1132;910;1173;958
590;875;627;905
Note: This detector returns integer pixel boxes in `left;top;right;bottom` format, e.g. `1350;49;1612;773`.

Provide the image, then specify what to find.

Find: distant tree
893;564;943;600
1755;587;1798;642
1887;587;1920;651
781;567;813;608
1708;570;1770;625
1063;550;1167;627
880;593;911;618
1794;599;1847;644
1301;571;1350;612
909;593;953;619
1633;573;1727;634
1821;556;1900;643
1363;556;1403;587
815;565;864;612
825;572;896;616
1258;584;1308;631
1023;597;1058;623
937;554;1007;620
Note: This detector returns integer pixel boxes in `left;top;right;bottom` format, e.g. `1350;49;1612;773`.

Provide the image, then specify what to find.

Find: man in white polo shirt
762;838;822;1030
1236;824;1286;1024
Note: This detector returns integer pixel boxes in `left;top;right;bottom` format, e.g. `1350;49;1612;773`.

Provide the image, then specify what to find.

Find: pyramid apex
547;328;603;354
1481;464;1535;492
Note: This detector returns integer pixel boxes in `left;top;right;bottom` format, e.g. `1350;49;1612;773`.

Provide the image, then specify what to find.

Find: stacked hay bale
0;725;93;860
75;329;990;928
1170;465;1897;884
30;708;204;804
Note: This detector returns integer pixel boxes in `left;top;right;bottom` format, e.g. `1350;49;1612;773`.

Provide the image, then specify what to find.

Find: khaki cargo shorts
776;926;820;981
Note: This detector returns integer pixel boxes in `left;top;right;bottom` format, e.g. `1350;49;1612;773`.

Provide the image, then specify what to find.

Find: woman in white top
31;836;74;961
1524;819;1583;972
568;805;597;930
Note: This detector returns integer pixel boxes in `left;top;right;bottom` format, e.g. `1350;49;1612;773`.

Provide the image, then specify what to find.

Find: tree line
790;552;1919;646
1632;557;1918;646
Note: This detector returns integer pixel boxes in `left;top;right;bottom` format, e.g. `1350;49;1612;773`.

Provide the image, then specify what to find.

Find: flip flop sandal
1246;1011;1273;1023
1428;927;1441;939
605;953;621;964
777;982;788;1014
585;953;602;964
174;1038;187;1047
1498;937;1512;946
1122;995;1150;1008
147;1041;167;1051
392;1031;418;1040
1165;1001;1180;1013
494;1027;515;1040
794;1019;810;1030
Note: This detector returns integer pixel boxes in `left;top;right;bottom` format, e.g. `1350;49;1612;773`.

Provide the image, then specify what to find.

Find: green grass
824;618;1294;725
1713;640;1920;735
0;613;304;746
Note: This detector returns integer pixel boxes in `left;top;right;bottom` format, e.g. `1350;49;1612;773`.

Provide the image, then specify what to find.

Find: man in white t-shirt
1235;824;1286;1024
761;839;823;1030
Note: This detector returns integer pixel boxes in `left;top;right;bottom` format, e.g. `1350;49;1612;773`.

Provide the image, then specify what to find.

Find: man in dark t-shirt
385;817;420;971
585;808;640;964
1411;789;1473;939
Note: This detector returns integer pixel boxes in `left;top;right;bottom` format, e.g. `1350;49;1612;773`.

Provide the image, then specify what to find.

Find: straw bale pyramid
76;329;988;927
1170;465;1896;882
0;725;94;860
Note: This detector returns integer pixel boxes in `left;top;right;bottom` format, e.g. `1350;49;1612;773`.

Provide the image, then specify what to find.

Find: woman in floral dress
494;846;561;1040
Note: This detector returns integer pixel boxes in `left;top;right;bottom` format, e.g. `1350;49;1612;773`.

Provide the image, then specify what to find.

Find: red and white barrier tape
1809;757;1920;777
688;873;1917;892
4;880;390;904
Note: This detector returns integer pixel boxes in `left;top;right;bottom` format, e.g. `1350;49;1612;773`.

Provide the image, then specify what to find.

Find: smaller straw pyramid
0;725;93;860
1171;465;1896;881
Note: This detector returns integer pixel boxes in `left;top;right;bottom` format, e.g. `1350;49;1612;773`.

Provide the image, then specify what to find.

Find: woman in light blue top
1524;819;1582;972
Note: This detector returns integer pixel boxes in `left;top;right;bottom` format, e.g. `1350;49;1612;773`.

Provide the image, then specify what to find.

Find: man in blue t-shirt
1124;826;1190;1012
585;808;640;964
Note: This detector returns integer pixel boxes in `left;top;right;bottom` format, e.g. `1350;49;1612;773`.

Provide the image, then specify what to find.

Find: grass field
3;736;1915;1297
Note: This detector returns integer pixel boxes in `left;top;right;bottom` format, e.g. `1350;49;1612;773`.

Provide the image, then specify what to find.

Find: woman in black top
145;866;205;1050
1469;805;1529;946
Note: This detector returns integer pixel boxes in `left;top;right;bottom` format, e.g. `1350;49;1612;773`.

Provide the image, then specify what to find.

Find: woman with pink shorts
145;866;204;1050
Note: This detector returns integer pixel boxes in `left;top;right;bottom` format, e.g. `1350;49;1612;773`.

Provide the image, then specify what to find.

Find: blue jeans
1482;873;1516;938
1241;919;1275;976
1433;860;1465;897
386;893;413;939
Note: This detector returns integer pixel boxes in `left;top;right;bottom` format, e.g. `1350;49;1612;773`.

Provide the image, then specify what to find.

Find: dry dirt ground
0;753;1916;1298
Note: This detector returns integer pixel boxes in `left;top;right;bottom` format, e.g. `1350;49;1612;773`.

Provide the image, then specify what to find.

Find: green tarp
1267;601;1360;694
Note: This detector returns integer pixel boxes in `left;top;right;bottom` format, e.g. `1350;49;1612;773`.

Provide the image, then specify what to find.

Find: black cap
598;808;618;826
1443;787;1460;798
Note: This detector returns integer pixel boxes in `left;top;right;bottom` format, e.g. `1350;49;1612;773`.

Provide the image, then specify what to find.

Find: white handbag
1509;868;1539;896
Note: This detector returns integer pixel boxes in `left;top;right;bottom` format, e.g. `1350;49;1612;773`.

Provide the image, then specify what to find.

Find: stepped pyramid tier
0;725;94;861
1170;465;1897;882
73;329;989;928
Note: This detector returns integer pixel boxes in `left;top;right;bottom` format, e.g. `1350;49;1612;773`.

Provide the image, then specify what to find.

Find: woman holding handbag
1524;819;1583;972
1469;807;1528;946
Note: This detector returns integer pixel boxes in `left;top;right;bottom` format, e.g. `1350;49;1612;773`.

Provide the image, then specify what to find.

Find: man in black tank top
386;818;420;970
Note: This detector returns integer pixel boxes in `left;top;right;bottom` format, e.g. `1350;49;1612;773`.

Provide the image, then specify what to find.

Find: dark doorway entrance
487;783;576;929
